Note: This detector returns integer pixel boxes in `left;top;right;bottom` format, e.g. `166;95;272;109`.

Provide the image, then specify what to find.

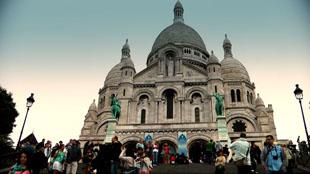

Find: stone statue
111;95;121;119
213;93;224;116
168;58;174;76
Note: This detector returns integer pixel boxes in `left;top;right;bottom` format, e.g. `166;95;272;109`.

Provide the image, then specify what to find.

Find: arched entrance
188;139;208;163
158;140;177;164
123;141;138;157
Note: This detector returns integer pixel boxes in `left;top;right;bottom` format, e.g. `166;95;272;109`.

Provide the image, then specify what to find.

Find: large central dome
151;22;207;54
149;0;208;57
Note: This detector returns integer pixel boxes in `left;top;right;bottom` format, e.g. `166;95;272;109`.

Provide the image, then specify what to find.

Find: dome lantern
223;34;233;58
122;39;130;59
174;0;184;23
207;50;219;65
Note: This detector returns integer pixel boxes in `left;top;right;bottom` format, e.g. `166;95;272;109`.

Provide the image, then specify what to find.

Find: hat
136;143;144;150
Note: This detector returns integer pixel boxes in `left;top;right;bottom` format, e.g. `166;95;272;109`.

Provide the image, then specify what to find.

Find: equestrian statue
111;95;121;120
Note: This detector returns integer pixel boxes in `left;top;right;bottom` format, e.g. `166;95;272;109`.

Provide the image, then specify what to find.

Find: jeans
153;151;158;164
111;160;120;174
66;161;78;174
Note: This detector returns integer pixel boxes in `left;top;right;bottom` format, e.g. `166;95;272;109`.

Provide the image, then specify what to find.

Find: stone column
103;118;118;143
217;115;231;144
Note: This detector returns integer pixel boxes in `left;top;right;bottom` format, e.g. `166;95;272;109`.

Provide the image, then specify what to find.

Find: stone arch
187;138;209;163
153;135;178;146
134;89;155;101
227;114;258;132
159;87;180;98
154;135;178;163
120;135;142;144
185;87;208;99
187;134;212;148
95;118;115;134
158;44;182;58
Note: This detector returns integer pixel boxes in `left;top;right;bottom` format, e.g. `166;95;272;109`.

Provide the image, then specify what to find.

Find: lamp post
17;93;35;150
294;84;310;149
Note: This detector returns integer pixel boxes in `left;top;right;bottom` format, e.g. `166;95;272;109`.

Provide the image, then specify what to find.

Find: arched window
191;93;202;104
231;90;236;103
130;71;133;76
103;96;105;108
123;89;126;96
195;107;200;122
250;93;253;104
247;91;250;103
139;94;149;101
236;89;241;102
213;67;216;72
232;120;247;132
163;89;176;119
125;71;127;76
141;109;146;124
215;86;218;93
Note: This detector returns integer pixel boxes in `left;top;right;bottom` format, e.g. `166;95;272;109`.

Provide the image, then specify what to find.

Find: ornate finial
174;0;184;23
93;99;95;103
211;50;214;55
257;93;260;97
223;34;232;58
122;38;130;59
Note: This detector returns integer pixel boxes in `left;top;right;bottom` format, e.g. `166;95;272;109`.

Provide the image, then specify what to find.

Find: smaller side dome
220;57;250;82
88;99;97;112
104;39;136;87
220;34;250;82
104;63;123;86
255;94;265;108
207;50;219;65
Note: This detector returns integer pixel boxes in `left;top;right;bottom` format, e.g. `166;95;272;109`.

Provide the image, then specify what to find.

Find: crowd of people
8;134;301;174
9;139;83;174
216;133;297;174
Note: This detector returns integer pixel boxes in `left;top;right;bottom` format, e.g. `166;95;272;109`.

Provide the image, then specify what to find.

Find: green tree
0;86;19;135
0;86;19;155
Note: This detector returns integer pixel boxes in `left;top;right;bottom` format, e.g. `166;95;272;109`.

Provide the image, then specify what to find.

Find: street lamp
17;93;35;150
294;84;310;149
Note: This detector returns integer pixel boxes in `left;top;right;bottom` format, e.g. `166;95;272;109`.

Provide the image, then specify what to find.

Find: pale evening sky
0;0;309;146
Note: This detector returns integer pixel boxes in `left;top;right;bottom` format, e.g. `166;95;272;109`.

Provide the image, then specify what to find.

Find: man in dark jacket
31;143;48;174
111;136;122;174
66;140;81;174
92;144;111;174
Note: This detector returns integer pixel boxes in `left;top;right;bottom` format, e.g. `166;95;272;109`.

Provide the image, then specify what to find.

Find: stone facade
79;1;277;153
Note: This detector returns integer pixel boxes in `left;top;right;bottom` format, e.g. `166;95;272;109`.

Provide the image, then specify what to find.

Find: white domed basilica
79;1;277;157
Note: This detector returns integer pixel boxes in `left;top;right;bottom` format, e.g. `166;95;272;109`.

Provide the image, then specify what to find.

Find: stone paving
151;163;309;174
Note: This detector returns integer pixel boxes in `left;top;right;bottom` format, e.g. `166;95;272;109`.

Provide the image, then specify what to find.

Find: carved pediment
183;62;207;79
134;64;158;83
